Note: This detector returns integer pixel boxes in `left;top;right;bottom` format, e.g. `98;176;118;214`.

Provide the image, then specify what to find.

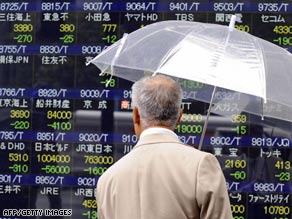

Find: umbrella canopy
87;18;292;123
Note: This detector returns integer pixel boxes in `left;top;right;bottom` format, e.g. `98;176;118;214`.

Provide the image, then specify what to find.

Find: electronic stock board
1;0;292;218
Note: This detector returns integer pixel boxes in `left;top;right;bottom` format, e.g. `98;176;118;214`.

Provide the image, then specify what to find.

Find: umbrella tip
228;15;237;31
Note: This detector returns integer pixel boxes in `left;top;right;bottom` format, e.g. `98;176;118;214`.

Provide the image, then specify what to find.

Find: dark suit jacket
97;131;233;219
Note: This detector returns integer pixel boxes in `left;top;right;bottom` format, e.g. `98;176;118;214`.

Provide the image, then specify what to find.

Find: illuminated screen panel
0;1;292;219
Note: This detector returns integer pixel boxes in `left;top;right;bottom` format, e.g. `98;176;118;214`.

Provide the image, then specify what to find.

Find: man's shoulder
98;142;216;183
98;152;133;181
163;142;213;157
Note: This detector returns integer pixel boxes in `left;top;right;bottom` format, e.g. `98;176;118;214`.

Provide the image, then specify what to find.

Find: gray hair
131;75;183;129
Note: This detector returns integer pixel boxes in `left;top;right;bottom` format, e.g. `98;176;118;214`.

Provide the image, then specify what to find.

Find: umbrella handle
228;15;236;31
198;86;217;151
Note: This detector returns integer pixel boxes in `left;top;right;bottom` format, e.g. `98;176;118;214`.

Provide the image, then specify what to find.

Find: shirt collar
140;127;178;139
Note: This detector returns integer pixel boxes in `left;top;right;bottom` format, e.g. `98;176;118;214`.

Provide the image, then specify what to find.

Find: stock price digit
180;114;202;122
9;164;29;173
60;24;75;32
14;24;33;32
13;34;33;43
275;172;290;181
83;167;107;175
47;122;72;131
230;171;246;180
264;206;290;216
47;111;72;119
273;37;292;46
231;114;247;123
82;210;98;219
37;154;70;163
232;126;247;135
235;25;250;32
275;161;290;170
273;25;292;34
175;124;202;134
41;165;70;174
60;34;74;43
225;159;246;168
180;80;203;89
9;153;28;162
10;110;30;119
231;205;245;214
82;199;97;209
10;121;30;130
84;155;114;165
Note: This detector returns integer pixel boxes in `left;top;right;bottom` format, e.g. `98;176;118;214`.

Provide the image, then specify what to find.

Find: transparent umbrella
87;16;292;149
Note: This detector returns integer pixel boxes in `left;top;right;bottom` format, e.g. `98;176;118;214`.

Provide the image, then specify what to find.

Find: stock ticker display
1;0;292;218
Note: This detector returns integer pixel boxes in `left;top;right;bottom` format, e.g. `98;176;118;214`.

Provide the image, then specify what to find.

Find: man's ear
133;106;143;138
133;106;140;125
176;108;183;126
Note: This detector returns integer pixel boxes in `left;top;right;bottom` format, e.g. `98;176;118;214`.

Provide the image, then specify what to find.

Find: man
96;75;233;219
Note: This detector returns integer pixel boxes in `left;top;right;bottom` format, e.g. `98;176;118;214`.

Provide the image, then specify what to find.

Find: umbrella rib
86;41;118;67
249;32;267;104
198;86;217;151
106;33;129;86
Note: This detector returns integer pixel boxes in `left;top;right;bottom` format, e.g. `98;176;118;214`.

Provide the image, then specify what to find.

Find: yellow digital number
14;24;33;32
235;25;250;32
275;161;291;170
264;206;290;215
60;24;75;32
82;200;97;209
8;153;29;162
10;110;30;118
231;114;247;123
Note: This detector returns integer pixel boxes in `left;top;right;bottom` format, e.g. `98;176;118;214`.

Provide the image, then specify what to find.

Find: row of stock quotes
1;0;292;219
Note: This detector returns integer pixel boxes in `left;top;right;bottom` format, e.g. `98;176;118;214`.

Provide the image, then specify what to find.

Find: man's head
131;75;183;137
